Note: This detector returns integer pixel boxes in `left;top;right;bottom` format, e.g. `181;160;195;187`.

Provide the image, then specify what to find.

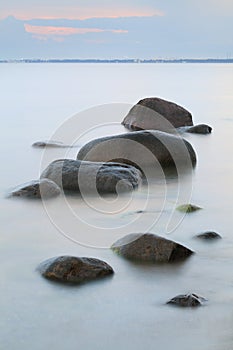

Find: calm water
1;63;233;350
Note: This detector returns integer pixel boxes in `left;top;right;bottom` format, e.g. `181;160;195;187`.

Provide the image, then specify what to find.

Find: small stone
32;140;68;148
196;231;222;240
37;256;114;284
167;293;207;307
111;233;193;263
10;179;61;199
186;124;212;134
176;204;202;213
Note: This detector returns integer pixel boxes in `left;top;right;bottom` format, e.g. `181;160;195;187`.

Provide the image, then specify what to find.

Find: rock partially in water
111;233;193;263
176;204;202;213
185;124;212;134
77;130;197;169
167;293;207;307
37;256;114;284
32;140;76;148
196;231;222;240
41;159;142;194
10;179;61;199
122;97;193;132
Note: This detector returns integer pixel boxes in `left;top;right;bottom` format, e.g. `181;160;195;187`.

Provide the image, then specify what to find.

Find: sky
0;0;233;59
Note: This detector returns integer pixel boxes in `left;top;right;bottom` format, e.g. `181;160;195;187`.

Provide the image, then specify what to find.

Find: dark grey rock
167;293;207;307
76;130;197;169
111;233;193;263
37;256;114;284
10;179;61;199
186;124;212;134
122;97;193;132
41;159;142;194
196;231;222;240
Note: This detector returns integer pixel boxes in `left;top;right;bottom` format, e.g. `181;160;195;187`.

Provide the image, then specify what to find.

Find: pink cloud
14;10;163;21
24;24;128;39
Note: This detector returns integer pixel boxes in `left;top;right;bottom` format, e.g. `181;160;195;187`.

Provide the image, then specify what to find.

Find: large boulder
10;179;61;199
41;159;142;194
37;256;114;284
76;130;197;169
111;233;193;263
122;97;193;132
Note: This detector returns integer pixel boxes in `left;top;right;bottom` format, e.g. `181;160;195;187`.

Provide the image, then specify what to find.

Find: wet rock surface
37;256;114;284
196;231;222;240
167;293;207;307
41;159;142;194
122;97;193;132
10;179;61;199
77;130;197;169
111;233;193;263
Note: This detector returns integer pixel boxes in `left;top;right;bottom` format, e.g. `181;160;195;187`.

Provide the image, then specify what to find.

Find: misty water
1;63;233;350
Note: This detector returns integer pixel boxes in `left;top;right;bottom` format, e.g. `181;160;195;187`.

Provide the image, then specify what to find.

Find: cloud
24;23;128;41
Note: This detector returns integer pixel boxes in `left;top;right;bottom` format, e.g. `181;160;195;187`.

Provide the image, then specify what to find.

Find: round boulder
41;159;142;194
76;130;197;169
10;179;61;199
111;233;193;263
37;256;114;284
122;97;193;132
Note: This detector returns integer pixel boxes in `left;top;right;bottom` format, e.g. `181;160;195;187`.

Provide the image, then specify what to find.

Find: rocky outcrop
37;256;114;284
10;179;61;199
167;293;207;307
111;233;193;263
76;130;197;169
122;97;193;132
41;159;142;194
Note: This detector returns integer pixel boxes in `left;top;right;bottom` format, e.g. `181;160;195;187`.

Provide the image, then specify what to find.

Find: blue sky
0;0;232;59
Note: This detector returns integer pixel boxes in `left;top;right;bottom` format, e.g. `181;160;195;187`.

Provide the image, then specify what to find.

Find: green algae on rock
176;204;202;213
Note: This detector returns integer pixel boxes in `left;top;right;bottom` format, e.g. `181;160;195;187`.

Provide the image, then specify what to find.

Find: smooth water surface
0;63;233;350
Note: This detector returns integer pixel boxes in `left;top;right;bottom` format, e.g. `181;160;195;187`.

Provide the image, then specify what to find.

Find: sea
0;63;233;350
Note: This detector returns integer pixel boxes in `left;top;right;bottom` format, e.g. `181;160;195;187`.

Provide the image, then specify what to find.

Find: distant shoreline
1;58;233;64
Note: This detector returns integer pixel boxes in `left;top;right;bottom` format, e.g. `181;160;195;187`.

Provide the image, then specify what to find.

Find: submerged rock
167;293;207;307
32;140;76;148
196;231;222;240
122;97;193;132
41;159;142;194
185;124;212;134
37;256;114;284
111;233;193;263
176;204;202;213
77;130;197;169
10;179;61;199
